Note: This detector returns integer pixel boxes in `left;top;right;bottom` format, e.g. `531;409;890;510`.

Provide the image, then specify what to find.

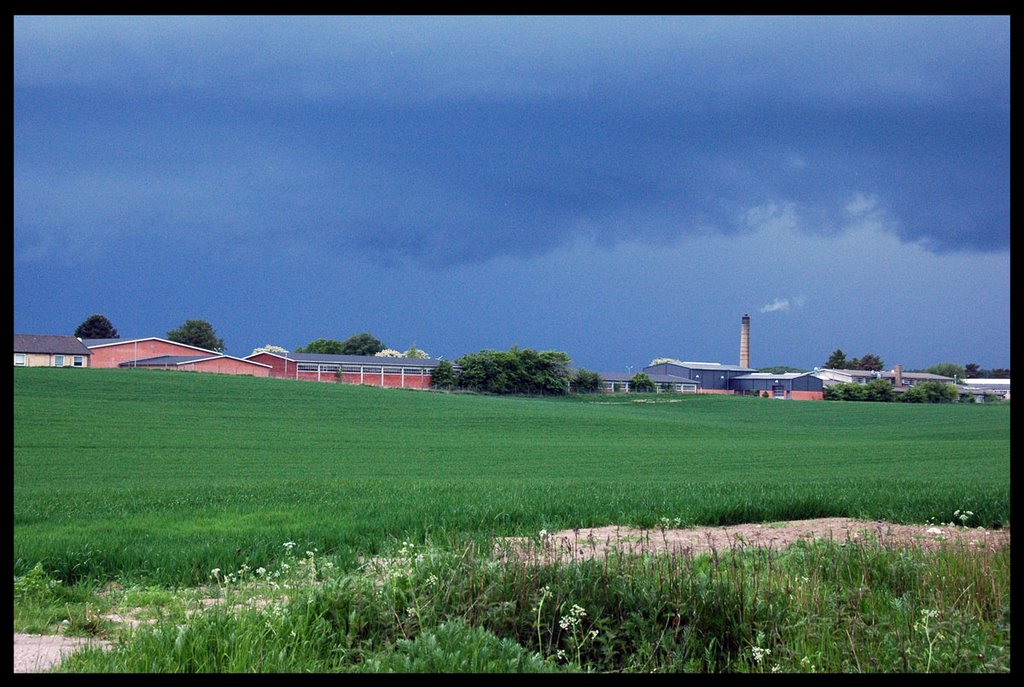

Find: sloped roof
13;334;92;355
82;337;221;355
646;361;756;373
118;355;271;368
733;372;815;380
596;372;698;384
249;351;444;368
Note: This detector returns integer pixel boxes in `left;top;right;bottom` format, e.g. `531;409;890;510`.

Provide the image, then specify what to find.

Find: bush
572;369;604;394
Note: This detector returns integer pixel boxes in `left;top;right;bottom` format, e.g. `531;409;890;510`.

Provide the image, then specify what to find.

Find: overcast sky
13;16;1010;371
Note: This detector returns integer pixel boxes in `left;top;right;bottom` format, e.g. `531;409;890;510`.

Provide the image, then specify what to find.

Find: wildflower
255;567;266;577
752;646;771;664
539;529;549;540
210;568;221;579
283;541;295;551
771;665;782;673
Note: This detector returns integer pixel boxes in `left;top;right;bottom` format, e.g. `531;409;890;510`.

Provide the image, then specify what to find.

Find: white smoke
760;295;806;314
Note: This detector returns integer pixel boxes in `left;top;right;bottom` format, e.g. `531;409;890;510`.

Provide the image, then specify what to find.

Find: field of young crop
14;367;1010;586
14;368;1011;673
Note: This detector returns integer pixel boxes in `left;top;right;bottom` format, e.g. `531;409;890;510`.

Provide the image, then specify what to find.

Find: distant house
814;365;956;394
244;350;445;389
83;337;222;368
13;334;92;368
958;378;1011;402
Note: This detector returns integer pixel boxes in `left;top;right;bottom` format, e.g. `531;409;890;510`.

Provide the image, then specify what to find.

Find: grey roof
816;368;880;378
118;354;271;368
118;355;213;366
13;334;92;355
647;361;756;373
596;372;698;384
733;372;815;380
261;351;444;368
892;371;955;381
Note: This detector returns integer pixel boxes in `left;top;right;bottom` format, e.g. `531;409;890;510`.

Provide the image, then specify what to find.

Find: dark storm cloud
15;16;1009;267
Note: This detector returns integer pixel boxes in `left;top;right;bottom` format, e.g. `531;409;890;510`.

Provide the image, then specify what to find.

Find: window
15;353;26;366
53;355;65;367
73;356;85;367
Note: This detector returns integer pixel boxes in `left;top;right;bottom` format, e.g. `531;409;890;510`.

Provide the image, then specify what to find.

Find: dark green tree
824;349;848;369
572;369;604;393
74;314;118;339
823;382;867;401
455;347;572;395
863;378;895;402
166;319;224;352
984;368;1010;378
630;372;656;392
857;353;885;371
339;332;386;356
900;381;959;403
429;359;457;390
964;363;983;378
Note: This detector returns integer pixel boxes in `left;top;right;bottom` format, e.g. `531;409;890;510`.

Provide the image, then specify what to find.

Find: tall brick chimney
894;364;903;388
740;314;750;369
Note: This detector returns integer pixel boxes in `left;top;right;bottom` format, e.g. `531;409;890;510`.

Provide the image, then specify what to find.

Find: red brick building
84;337;270;377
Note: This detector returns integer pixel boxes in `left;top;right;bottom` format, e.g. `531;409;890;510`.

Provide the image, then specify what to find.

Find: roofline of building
83;337;222;356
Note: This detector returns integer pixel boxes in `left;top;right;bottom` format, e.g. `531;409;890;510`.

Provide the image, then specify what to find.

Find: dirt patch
496;517;1009;566
13;633;111;673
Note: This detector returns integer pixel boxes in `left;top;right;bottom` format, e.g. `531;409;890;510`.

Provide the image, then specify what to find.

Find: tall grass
50;535;1010;673
14;367;1009;586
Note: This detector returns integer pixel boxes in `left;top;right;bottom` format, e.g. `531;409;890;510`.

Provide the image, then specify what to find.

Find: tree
403;344;430;359
964;363;982;379
167;319;224;352
455;347;572;395
984;368;1010;378
374;349;404;358
900;381;959;403
296;338;346;354
863;378;895;402
74;314;118;339
630;372;656;392
251;344;288;356
339;332;386;356
823;382;867;401
429;359;457;390
572;369;604;393
824;349;848;369
926;362;965;380
857;353;885;371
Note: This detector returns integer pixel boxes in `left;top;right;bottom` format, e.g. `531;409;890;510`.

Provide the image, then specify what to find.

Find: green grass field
14;368;1012;673
14;367;1010;587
